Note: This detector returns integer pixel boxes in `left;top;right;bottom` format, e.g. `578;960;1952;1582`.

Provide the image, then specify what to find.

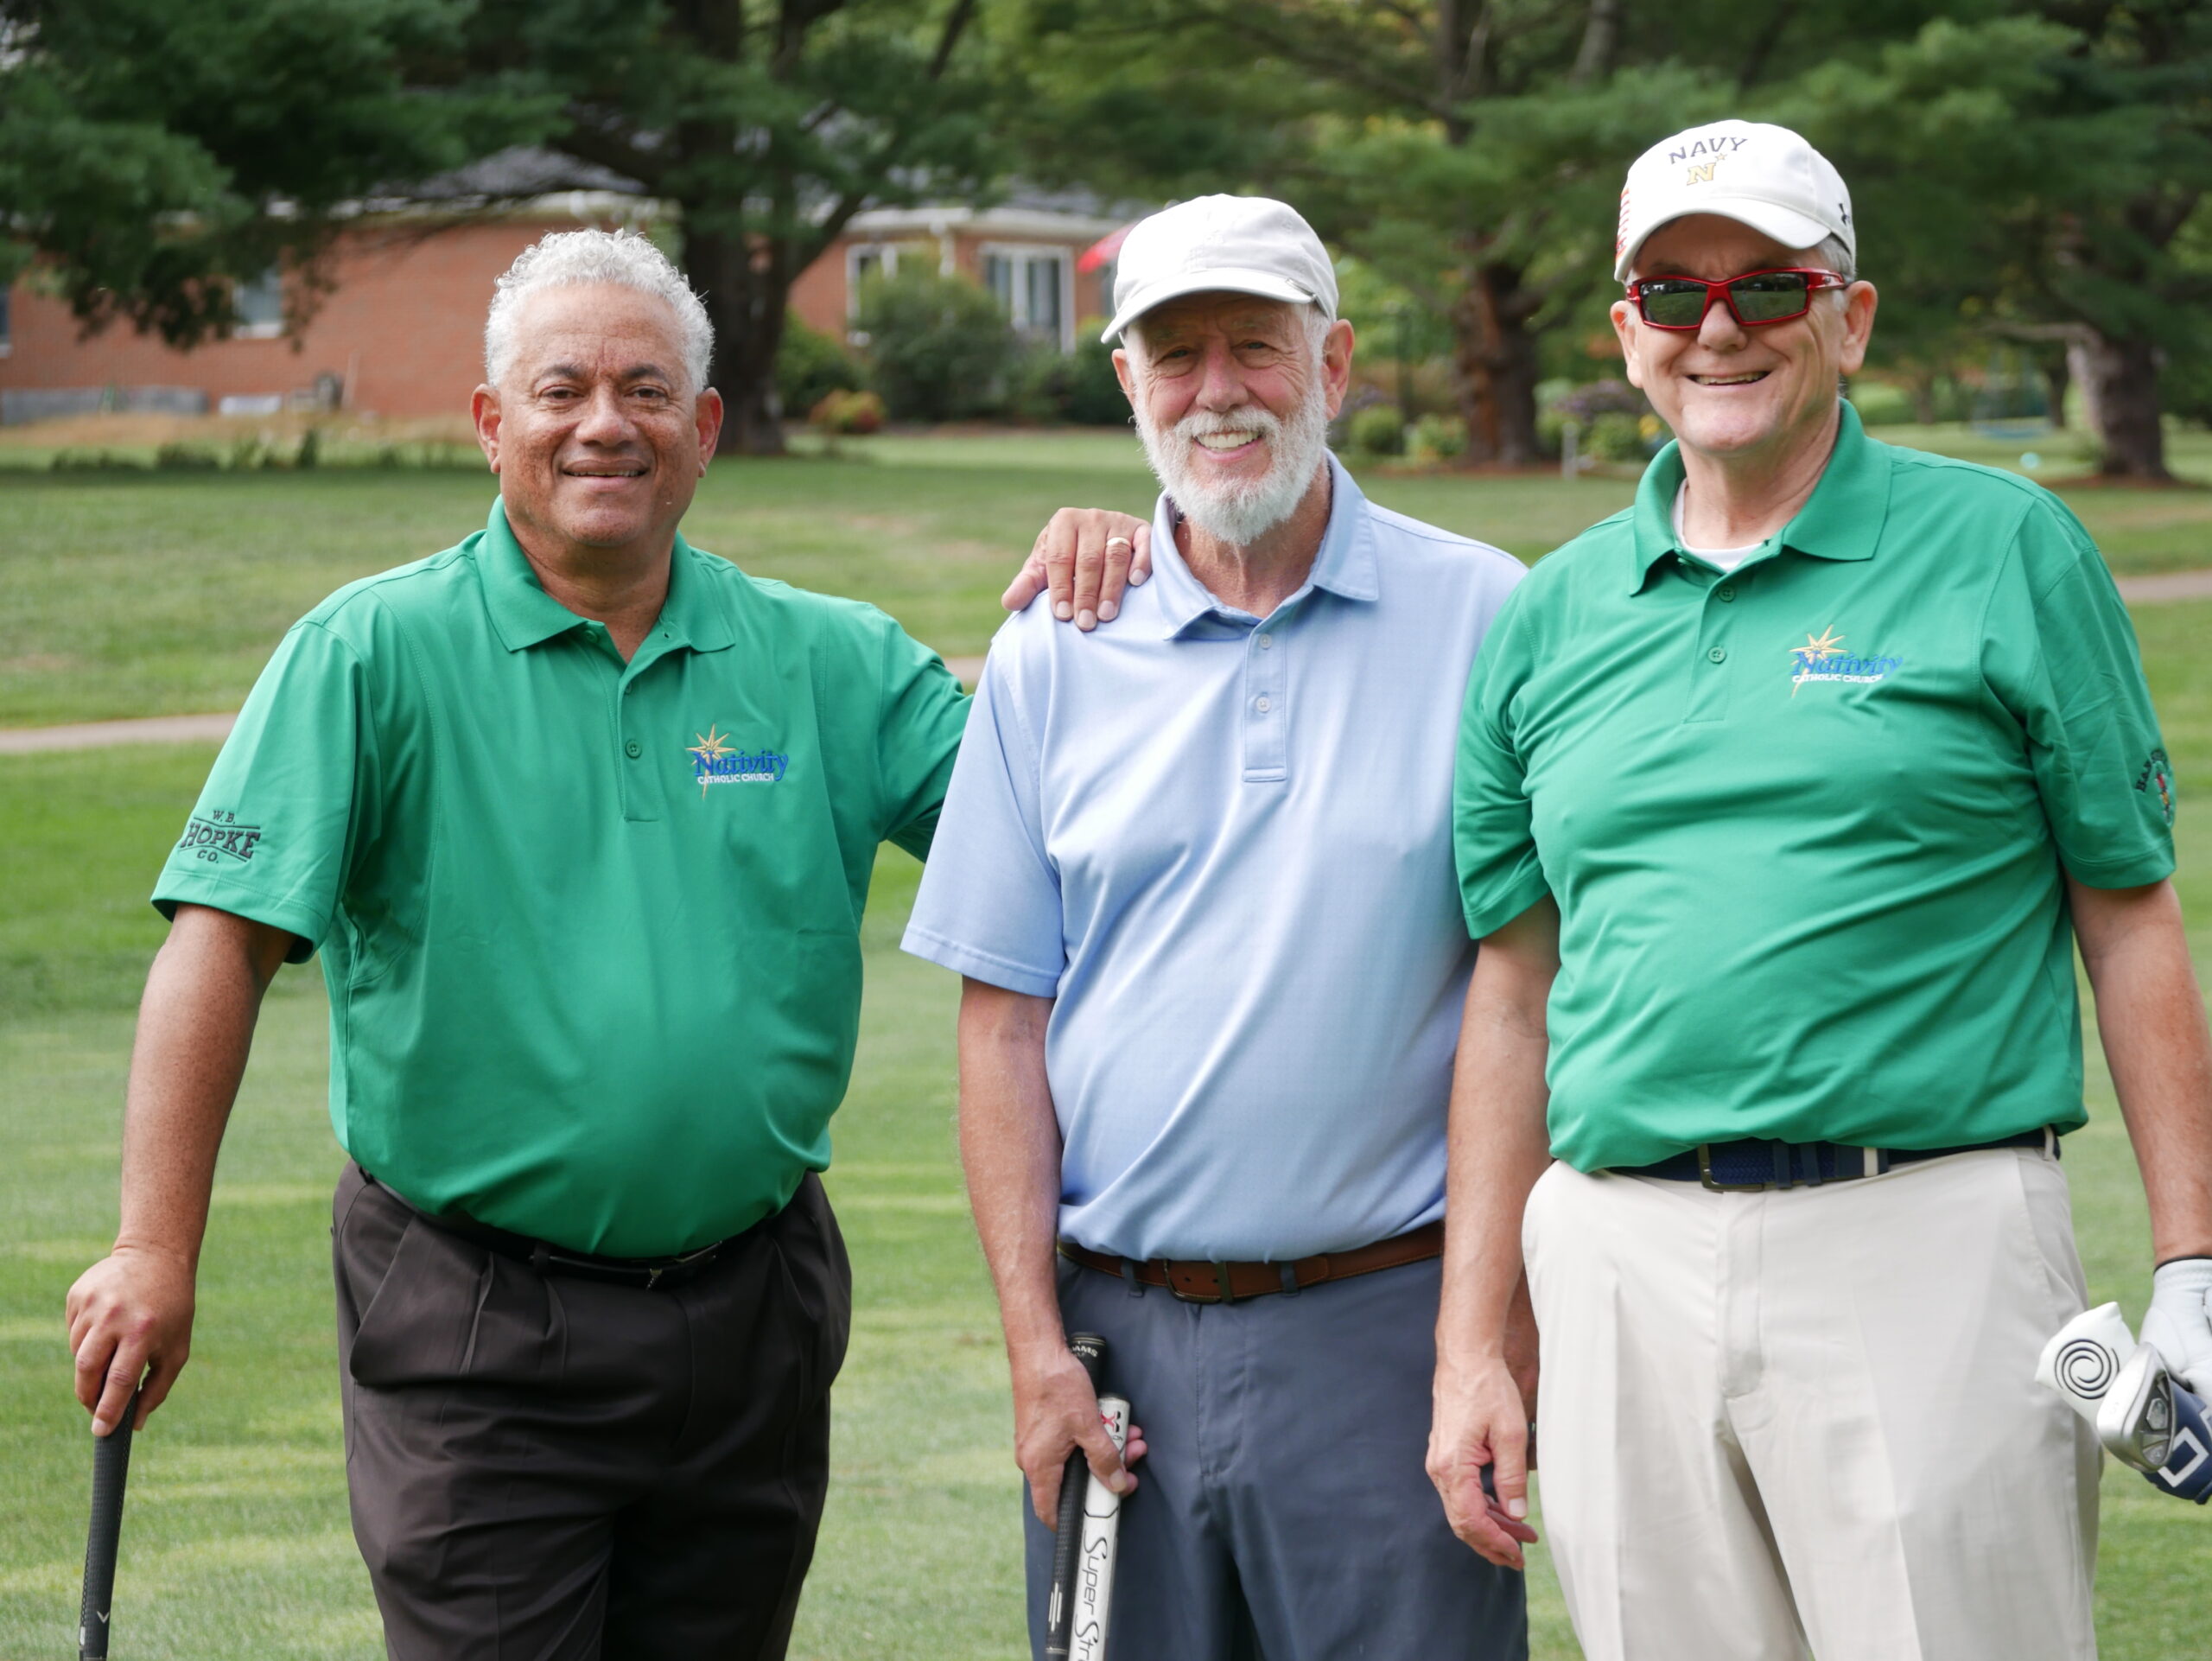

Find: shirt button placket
1243;624;1288;782
617;679;659;824
1687;576;1737;725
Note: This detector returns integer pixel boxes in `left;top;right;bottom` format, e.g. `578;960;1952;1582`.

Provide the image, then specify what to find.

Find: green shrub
1347;404;1406;456
778;317;864;418
1015;329;1128;426
1846;379;1915;426
1408;412;1467;462
810;389;887;435
854;268;1020;423
49;449;144;472
295;427;321;469
154;442;222;471
1586;410;1645;461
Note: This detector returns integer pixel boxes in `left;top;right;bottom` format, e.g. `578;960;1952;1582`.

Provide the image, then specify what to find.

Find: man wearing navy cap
1431;120;2212;1661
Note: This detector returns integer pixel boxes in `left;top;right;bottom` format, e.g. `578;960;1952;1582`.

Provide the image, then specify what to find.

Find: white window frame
980;242;1076;352
847;241;940;312
845;241;899;318
232;268;284;339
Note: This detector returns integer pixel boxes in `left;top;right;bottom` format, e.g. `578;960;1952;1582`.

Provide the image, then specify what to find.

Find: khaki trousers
1523;1148;2100;1661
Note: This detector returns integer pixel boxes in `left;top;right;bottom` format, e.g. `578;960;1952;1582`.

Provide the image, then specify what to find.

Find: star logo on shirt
688;725;735;768
1789;627;1846;699
1794;627;1846;665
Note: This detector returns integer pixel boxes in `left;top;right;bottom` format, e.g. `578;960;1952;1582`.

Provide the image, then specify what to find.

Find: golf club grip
1044;1335;1109;1660
79;1390;140;1661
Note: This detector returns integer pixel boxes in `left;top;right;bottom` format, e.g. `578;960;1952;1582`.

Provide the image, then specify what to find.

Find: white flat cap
1102;194;1338;343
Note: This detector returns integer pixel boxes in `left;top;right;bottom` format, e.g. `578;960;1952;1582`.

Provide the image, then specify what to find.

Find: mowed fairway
2;438;2210;1659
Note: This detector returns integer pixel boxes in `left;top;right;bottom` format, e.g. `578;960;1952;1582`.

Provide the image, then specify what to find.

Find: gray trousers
1026;1252;1528;1661
333;1162;850;1661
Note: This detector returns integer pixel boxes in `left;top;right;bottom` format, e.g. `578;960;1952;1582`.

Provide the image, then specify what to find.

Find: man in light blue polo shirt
904;196;1529;1660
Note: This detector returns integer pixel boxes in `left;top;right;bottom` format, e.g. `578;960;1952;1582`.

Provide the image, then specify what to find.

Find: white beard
1135;383;1332;546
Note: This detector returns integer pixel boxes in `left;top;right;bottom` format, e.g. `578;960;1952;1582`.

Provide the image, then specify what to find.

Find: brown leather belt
1059;1221;1444;1304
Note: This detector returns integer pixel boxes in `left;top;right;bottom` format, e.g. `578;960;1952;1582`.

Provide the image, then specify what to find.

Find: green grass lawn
3;424;2208;729
0;455;2209;1658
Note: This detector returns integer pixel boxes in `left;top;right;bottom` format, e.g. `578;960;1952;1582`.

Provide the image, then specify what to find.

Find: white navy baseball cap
1613;119;1854;283
1102;194;1338;344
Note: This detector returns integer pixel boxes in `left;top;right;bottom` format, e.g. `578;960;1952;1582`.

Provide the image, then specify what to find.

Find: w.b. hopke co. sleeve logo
178;808;264;863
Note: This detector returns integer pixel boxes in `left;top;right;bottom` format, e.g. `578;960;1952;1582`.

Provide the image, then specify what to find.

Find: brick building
0;188;1128;425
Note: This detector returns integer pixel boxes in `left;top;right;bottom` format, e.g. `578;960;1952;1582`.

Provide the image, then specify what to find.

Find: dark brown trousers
333;1162;849;1661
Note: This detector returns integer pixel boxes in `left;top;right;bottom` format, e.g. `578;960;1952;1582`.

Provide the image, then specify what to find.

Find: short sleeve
1454;594;1551;938
899;646;1065;997
1980;497;2175;888
874;621;971;861
152;620;377;960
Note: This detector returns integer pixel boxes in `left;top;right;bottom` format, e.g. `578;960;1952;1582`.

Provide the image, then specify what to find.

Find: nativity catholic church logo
686;724;790;796
1788;627;1901;697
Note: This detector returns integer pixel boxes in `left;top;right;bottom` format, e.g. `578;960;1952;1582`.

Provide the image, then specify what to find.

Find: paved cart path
0;657;992;755
4;570;2207;756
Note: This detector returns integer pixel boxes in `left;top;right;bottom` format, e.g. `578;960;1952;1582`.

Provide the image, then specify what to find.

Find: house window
982;245;1072;350
0;285;10;358
846;242;906;319
233;268;284;338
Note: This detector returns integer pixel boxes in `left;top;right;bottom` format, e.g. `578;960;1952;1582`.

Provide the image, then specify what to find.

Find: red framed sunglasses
1626;267;1851;330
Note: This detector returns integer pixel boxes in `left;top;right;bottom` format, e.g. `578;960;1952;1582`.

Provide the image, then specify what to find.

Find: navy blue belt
1614;1127;2057;1193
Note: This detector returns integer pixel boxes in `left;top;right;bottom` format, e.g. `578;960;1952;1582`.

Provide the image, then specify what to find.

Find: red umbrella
1077;225;1133;274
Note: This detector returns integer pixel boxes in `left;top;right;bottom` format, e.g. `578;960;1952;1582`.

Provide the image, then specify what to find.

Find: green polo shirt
1455;404;2175;1171
154;499;969;1255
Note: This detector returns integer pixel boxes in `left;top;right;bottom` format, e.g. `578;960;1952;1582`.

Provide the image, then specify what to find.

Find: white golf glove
2140;1257;2212;1395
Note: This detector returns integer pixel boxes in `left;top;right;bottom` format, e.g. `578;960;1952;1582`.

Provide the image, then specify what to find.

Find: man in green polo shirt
58;226;1128;1659
1428;122;2212;1659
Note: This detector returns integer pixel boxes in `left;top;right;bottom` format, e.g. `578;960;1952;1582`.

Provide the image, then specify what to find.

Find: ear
1112;344;1138;402
1836;282;1878;378
1610;300;1647;390
693;387;725;472
471;385;502;472
1320;319;1356;420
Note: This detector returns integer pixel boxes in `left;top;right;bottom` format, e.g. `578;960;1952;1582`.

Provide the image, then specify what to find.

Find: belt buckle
1696;1144;1775;1193
1164;1262;1230;1304
643;1242;720;1291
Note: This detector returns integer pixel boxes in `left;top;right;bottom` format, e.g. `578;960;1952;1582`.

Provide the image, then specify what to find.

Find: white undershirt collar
1671;482;1764;576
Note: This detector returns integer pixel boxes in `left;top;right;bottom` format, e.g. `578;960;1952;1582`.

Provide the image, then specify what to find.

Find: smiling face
471;282;722;566
1612;213;1876;469
1114;292;1352;544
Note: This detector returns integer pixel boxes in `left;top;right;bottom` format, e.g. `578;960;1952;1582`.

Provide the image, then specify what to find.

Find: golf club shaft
79;1386;142;1661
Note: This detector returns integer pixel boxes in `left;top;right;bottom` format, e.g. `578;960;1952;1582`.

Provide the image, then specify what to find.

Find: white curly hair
483;227;715;392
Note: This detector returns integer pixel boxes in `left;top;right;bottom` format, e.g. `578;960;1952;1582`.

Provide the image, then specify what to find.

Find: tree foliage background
6;0;2212;474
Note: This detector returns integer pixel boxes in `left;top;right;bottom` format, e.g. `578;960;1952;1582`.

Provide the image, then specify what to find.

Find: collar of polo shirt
1147;455;1382;637
476;498;735;656
1625;402;1894;594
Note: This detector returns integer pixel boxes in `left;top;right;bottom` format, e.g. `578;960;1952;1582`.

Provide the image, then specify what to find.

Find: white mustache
1177;410;1280;447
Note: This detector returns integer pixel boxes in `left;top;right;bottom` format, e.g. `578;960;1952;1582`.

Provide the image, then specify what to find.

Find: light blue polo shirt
903;457;1523;1261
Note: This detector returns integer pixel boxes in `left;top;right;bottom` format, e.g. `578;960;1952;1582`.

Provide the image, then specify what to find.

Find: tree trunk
683;222;790;457
1907;372;1937;425
2039;352;2069;430
1449;262;1543;468
2069;333;2169;480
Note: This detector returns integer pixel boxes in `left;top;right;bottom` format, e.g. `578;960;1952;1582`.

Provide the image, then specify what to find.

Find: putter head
2036;1302;2138;1424
2095;1345;2212;1504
